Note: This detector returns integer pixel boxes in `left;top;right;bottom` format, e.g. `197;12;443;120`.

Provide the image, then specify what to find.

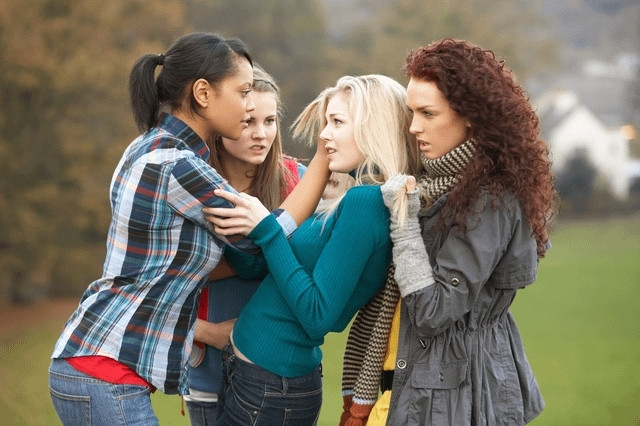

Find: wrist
390;220;421;242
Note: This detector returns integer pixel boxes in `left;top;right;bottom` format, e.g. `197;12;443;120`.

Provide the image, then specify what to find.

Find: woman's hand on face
313;135;330;171
203;189;270;236
314;135;329;157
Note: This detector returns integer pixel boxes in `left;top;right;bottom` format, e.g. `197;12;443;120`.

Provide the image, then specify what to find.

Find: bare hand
203;189;270;236
406;176;416;191
314;135;329;158
194;318;237;350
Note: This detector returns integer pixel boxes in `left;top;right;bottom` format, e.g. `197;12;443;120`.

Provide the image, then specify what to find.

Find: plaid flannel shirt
52;113;295;394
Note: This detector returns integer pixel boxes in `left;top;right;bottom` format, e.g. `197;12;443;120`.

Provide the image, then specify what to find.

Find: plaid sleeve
168;157;296;252
168;156;234;216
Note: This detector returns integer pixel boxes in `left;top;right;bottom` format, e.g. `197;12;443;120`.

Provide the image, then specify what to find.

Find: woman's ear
192;78;210;108
465;120;473;140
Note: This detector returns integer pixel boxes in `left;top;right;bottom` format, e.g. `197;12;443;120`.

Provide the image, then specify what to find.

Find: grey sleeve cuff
390;222;435;298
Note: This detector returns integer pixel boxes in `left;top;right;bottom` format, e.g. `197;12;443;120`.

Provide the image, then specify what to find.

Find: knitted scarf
419;139;477;206
339;264;399;426
339;139;476;426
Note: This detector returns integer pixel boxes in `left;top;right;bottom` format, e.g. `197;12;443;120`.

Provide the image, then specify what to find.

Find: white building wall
538;91;630;199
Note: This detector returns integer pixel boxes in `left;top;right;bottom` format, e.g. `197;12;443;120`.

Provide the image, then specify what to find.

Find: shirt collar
157;112;210;162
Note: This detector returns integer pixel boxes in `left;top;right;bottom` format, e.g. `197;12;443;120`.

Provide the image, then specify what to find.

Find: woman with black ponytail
48;32;329;425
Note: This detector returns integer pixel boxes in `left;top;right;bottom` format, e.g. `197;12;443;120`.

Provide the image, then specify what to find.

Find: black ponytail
129;54;164;132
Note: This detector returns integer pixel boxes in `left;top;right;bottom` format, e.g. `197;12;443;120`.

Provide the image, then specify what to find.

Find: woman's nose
246;92;256;112
253;125;266;139
319;125;330;141
409;117;421;135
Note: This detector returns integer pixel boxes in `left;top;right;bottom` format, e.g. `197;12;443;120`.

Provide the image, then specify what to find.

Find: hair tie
157;53;165;66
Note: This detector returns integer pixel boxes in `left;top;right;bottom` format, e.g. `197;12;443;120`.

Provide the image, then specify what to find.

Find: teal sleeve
248;187;390;339
224;245;267;280
223;208;298;278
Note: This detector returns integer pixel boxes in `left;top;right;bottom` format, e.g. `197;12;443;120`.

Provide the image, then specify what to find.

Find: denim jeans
185;400;218;426
218;344;322;425
48;358;159;426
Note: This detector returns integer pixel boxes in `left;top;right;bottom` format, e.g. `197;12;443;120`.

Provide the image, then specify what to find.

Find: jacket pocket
406;359;472;425
411;359;468;389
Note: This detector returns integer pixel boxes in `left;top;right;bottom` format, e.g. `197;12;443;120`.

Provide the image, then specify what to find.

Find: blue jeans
186;400;218;426
48;358;159;426
218;344;322;425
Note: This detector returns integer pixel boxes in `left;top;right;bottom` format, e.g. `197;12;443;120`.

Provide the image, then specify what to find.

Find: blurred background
0;0;639;424
0;0;638;303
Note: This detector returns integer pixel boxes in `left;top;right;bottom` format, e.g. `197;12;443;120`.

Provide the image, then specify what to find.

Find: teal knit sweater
229;185;391;377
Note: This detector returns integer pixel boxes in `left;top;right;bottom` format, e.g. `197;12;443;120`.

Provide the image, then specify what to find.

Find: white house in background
535;89;630;199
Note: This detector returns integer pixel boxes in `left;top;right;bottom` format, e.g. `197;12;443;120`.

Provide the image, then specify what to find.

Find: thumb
406;176;416;191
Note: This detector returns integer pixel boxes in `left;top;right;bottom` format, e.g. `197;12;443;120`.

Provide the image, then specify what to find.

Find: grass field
1;216;639;425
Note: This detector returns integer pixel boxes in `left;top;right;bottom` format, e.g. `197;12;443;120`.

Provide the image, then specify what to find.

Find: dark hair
129;32;252;132
208;63;291;210
404;38;557;257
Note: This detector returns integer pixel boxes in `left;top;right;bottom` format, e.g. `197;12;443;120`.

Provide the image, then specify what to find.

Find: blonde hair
208;63;295;210
292;74;420;221
315;172;356;211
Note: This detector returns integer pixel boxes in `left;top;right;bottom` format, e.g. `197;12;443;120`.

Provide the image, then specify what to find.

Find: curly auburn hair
404;38;557;257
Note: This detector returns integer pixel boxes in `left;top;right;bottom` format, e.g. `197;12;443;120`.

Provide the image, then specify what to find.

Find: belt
380;370;394;392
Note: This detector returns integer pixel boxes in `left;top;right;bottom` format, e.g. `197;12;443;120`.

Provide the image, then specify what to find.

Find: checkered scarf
419;139;477;206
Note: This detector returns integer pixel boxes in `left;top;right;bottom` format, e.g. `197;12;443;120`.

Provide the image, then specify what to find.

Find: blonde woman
203;74;420;425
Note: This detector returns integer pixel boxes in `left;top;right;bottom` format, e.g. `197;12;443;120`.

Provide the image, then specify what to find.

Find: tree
0;0;190;302
0;0;569;302
325;0;560;83
186;0;330;159
555;149;597;215
625;6;640;157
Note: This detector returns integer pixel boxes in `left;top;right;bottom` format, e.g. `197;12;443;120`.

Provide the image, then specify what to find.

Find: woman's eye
265;118;276;125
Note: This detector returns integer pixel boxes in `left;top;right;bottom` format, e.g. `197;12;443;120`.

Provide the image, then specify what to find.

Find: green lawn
1;216;639;425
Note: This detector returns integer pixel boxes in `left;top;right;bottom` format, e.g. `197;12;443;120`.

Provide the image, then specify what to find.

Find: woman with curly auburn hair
340;38;556;425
